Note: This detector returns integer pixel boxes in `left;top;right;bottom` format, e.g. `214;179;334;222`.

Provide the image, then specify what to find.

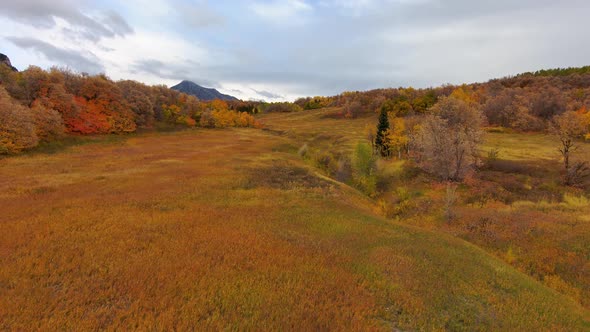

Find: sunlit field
1;127;589;330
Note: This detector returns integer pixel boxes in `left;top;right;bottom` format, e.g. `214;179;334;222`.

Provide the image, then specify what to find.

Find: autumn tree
482;89;515;127
385;117;408;159
551;111;589;186
117;80;155;127
30;101;65;141
39;83;80;132
578;106;590;140
403;116;423;159
0;87;38;153
302;96;332;110
417;96;484;181
352;141;377;196
20;66;50;105
375;106;390;156
74;75;136;134
531;87;566;119
411;90;437;114
380;98;411;118
343;100;362;118
262;102;303;113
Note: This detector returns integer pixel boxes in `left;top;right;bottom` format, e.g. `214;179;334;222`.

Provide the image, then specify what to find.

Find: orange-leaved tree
0;86;38;153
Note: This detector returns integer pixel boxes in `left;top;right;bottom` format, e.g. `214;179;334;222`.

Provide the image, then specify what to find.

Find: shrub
0;87;38;154
487;148;500;161
352;141;378;196
30;102;65;142
298;143;309;158
444;183;458;222
334;157;352;183
561;193;590;209
262;102;303;113
199;109;259;128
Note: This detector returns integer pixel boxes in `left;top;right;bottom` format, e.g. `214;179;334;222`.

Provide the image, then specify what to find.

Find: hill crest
171;80;238;101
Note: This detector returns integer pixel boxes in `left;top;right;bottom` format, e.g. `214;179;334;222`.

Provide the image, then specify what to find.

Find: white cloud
250;0;312;24
3;0;590;101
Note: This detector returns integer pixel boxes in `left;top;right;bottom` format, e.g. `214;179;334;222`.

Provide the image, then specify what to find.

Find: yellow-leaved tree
577;106;590;140
385;117;408;159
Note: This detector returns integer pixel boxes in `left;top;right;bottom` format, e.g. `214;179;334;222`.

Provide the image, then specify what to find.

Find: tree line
0;64;260;154
370;88;590;186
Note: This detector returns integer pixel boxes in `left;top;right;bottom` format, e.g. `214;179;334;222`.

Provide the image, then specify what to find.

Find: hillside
171;80;238;101
1;124;589;330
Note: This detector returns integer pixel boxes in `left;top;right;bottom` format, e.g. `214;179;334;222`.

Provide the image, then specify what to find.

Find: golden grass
482;132;590;162
261;108;590;311
1;126;589;330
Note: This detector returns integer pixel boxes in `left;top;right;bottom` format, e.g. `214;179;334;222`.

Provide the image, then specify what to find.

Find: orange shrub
0;87;38;153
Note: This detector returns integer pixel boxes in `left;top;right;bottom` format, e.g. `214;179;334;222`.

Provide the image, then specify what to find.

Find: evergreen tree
375;106;390;156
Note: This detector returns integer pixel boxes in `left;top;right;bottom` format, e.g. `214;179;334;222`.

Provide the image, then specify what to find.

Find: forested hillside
294;71;590;133
0;58;258;154
2;53;590;155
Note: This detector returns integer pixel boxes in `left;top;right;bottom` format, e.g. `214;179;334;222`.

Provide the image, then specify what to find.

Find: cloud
0;0;133;42
252;88;283;99
130;58;221;88
179;2;225;28
100;11;134;36
6;36;104;73
2;0;590;101
250;0;312;24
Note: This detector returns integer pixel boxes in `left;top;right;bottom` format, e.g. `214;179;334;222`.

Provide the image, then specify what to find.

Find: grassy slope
1;126;589;330
261;108;590;309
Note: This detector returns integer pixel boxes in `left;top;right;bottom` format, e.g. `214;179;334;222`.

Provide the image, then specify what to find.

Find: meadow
1;120;589;330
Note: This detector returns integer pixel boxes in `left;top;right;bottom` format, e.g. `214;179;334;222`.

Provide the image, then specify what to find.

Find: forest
0;64;261;154
2;61;590;148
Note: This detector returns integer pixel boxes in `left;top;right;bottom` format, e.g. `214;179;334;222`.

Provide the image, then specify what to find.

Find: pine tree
375;107;390;156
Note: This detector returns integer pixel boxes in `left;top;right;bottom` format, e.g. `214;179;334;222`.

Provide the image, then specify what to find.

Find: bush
265;102;303;113
297;143;309;158
30;102;65;141
0;87;38;154
487;148;500;161
352;141;378;196
199;109;259;128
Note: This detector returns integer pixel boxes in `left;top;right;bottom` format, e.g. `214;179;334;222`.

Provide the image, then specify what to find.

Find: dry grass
1;125;589;330
482;132;590;162
261;107;590;312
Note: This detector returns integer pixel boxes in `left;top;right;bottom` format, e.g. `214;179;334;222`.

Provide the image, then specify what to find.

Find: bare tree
417;96;484;181
551;111;589;186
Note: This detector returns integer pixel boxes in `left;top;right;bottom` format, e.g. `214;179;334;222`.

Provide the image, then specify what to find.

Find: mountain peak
0;53;18;72
171;80;238;101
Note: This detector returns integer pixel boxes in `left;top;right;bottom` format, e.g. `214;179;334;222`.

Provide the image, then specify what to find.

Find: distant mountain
171;80;238;101
0;53;18;71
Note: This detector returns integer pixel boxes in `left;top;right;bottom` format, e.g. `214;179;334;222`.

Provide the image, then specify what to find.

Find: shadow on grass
14;125;197;157
23;134;132;156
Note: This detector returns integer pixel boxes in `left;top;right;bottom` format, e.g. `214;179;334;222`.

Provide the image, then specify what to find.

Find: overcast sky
2;0;589;101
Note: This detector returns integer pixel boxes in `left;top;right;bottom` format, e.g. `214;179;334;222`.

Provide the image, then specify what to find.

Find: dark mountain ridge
171;80;238;101
0;53;18;71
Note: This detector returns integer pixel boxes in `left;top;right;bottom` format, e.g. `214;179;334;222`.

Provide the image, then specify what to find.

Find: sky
1;0;589;101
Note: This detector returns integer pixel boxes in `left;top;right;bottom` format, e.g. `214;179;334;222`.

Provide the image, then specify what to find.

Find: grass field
483;131;590;162
260;109;590;310
1;116;590;329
